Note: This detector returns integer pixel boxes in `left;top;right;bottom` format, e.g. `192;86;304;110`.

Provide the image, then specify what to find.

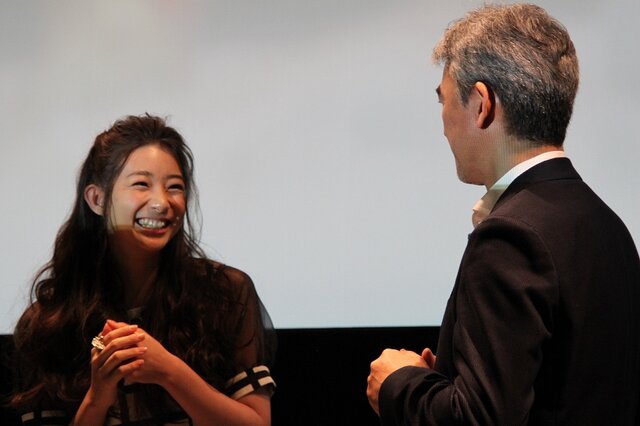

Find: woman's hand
87;321;147;408
120;324;178;387
74;320;147;425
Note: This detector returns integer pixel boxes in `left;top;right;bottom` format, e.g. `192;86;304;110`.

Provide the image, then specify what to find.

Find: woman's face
107;144;186;257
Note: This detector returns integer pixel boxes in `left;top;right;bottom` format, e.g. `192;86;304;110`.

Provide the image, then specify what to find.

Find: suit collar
494;157;582;210
510;157;581;186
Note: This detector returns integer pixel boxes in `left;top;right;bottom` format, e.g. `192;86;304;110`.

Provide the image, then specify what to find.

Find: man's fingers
421;347;437;368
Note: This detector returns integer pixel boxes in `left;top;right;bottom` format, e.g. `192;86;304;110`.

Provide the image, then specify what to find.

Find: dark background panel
271;327;439;425
1;327;438;426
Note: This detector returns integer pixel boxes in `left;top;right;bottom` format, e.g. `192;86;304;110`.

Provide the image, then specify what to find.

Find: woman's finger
102;324;139;346
98;346;148;379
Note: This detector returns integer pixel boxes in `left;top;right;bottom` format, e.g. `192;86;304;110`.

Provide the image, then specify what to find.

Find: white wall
1;0;639;332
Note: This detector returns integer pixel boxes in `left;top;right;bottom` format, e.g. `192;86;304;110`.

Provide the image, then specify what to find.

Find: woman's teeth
137;218;168;229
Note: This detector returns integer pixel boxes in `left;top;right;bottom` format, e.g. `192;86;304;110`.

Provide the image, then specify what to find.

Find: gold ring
91;335;105;351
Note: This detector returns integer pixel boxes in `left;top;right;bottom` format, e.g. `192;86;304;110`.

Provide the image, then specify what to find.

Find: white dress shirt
471;151;567;228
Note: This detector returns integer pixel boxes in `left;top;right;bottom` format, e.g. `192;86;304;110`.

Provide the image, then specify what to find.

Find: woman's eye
169;184;185;192
133;181;149;187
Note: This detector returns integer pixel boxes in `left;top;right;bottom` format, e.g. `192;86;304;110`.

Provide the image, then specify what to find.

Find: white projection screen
1;0;639;333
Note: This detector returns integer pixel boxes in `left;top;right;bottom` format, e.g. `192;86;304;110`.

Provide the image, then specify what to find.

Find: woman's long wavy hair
11;115;240;412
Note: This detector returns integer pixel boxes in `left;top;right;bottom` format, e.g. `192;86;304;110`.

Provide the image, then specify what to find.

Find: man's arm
374;217;557;424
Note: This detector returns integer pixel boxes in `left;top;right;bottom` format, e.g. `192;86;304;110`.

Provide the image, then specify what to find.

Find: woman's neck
112;247;160;308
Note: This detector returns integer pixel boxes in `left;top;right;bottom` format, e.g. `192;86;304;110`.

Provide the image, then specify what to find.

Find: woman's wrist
74;387;112;426
157;352;186;389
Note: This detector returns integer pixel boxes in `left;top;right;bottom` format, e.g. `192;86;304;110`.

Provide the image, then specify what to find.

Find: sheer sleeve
13;389;72;426
217;264;277;399
11;303;76;425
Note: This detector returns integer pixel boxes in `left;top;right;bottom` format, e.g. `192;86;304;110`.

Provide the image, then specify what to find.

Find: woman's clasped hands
88;319;177;409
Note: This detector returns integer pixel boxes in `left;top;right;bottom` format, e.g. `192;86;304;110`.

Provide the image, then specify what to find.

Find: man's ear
472;81;495;129
84;184;106;216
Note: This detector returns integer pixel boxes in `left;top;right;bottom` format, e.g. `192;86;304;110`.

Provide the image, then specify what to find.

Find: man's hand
367;348;431;415
421;347;437;368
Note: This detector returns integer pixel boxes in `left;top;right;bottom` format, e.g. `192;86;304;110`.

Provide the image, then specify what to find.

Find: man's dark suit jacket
379;158;640;425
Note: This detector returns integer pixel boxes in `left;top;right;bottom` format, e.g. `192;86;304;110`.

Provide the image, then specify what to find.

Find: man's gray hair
433;3;579;145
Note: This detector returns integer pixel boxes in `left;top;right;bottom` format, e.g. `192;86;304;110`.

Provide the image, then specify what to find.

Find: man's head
433;3;579;146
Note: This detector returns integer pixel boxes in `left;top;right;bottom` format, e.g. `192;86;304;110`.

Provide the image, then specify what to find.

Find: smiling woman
84;144;188;301
10;115;276;426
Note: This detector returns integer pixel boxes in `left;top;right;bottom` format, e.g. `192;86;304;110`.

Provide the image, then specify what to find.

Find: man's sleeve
379;217;557;425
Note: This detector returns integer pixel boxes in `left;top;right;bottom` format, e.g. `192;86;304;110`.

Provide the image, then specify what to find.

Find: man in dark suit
367;4;640;424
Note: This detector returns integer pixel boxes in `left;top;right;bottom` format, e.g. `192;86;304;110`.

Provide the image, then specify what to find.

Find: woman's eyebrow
125;171;184;180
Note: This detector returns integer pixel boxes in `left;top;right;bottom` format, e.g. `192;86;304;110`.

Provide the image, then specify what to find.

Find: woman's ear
84;184;106;216
472;81;495;129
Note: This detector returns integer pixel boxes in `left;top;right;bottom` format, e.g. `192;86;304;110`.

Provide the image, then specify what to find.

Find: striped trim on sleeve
225;365;276;400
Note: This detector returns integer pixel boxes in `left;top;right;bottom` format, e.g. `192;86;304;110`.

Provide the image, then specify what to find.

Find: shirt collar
471;150;566;228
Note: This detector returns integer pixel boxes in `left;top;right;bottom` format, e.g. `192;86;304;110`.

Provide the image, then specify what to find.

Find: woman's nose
149;193;169;214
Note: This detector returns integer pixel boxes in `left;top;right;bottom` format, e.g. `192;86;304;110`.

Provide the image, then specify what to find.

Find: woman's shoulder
188;258;256;294
216;262;254;286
